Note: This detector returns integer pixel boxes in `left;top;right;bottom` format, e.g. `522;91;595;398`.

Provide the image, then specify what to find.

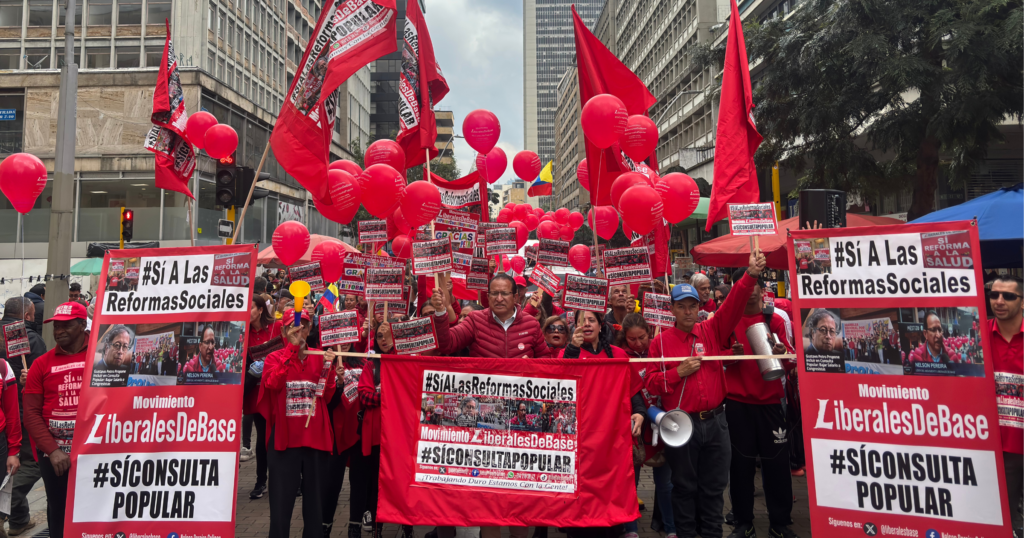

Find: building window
0;90;24;156
0;49;18;69
86;47;110;68
88;0;111;25
56;46;80;67
144;45;161;66
78;179;160;242
24;47;49;69
0;0;20;26
147;0;170;24
58;0;81;26
117;0;141;25
27;0;51;26
0;181;50;243
116;47;139;67
217;56;224;79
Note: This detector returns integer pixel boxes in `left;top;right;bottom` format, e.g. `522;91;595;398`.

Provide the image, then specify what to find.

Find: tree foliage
701;0;1023;219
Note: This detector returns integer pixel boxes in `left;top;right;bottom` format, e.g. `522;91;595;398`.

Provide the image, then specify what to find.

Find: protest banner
320;310;361;347
340;263;365;297
359;219;388;244
563;275;608;312
529;264;562;296
525;244;538;263
390;317;438;355
788;221;1012;537
413;238;454;276
485;227;517;256
66;244;255;536
642;293;674;329
452;251;473;279
377;355;638;527
345;251;406;269
728;202;778;236
435;207;479;231
602;247;652;286
365;267;405;302
2;320;29;363
288;261;326;292
467;258;490;292
477;222;503;250
538;239;570;267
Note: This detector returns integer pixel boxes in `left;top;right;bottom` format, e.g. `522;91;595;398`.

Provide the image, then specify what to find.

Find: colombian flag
528;160;553;196
319;283;340;313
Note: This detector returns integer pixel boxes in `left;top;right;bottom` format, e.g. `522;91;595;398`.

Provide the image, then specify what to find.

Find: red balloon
568;211;584;231
621;218;634;241
581;94;628;149
539;215;554;223
502;257;511;272
463;109;501;154
0;153;46;214
619;185;664;236
510;256;526;274
620;115;659;162
315;170;360;224
513;204;530;221
272;221;311;266
558;225;574;242
185;111;217;150
537;220;559;240
204;124;238;160
476;147;507;184
391;234;413;259
655;172;701;223
577;160;589;192
400;181;442;228
311;240;346;283
504;203;516;210
524;213;540;231
512;151;542;181
532;207;545;218
569;244;592;273
365;140;405;176
359;164;406;218
388;207;412;236
610;172;652;210
587;206;619;240
510;221;529;249
496;209;513;224
329;159;363;177
554;208;570;225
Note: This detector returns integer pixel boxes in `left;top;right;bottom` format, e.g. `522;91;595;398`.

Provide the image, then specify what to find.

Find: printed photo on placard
727;202;778;235
90;323;186;387
538;239;570;267
2;320;29;360
412;238;454;276
602;247;652;285
320;310;361;347
529;264;562;296
288;261;326;291
359;219;388;244
391;316;438;355
897;307;983;377
485;227;517;256
435;207;479;231
420;393;578;437
106;257;141;292
477;222;503;250
175;321;246;385
467;258;490;291
563;275;608;312
525;244;538;262
365;267;405;301
794;238;833;275
642;293;674;329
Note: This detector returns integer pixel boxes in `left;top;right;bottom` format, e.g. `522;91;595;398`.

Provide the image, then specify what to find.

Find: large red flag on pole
396;0;449;169
145;20;196;198
270;0;397;200
571;6;656;207
705;0;763;231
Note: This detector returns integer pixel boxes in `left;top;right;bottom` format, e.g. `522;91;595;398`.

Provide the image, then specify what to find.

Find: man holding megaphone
644;248;767;538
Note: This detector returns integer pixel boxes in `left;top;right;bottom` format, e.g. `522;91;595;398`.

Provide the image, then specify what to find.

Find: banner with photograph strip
377;355;638;527
287;261;326;292
788;221;1012;537
65;245;256;536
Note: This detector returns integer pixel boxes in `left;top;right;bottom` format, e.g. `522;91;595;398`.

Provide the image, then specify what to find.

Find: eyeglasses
109;343;131;352
924;327;944;334
815;327;838;337
488;291;514;298
545;325;567;334
988;291;1021;302
201;339;216;346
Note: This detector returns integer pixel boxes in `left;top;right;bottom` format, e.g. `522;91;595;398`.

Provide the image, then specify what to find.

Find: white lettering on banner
72;451;237;522
795;233;976;299
809;438;1002;525
100;255;248;315
811;399;988;440
83;412;238;445
422;371;576;401
437;185;481;208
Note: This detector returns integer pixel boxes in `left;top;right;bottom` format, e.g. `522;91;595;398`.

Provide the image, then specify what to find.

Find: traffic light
215;151;238;207
238;167;272;206
120;207;134;246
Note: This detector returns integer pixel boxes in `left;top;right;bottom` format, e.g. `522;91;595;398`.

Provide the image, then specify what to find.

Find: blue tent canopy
910;183;1023;268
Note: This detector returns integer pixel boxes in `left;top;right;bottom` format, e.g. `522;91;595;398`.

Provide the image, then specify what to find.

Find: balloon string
593;150;605;276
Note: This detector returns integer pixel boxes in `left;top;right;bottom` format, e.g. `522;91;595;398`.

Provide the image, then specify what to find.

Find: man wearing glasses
95;325;133;373
184;326;226;373
454;397;480;428
988;275;1023;537
805;310;841;358
919;312;950;364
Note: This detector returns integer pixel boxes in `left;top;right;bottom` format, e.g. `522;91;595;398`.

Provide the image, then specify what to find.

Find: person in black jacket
23;284;45;334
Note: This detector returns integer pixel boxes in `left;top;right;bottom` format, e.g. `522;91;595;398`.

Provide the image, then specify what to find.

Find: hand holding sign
747;248;766;278
570;326;585;348
290;280;311;327
430;287;445;313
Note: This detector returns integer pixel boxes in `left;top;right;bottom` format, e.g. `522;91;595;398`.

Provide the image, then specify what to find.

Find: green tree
705;0;1022;219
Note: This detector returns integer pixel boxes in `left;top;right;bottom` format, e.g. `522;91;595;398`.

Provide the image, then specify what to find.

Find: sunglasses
545;325;567;334
988;291;1021;302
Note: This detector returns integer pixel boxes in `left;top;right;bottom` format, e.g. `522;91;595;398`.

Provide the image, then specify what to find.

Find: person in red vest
258;310;337;538
644;249;765;538
24;302;89;538
988;275;1023;536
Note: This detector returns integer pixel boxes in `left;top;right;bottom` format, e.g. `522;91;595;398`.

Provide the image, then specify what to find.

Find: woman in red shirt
242;295;282;499
258;311;337;538
558;310;630;359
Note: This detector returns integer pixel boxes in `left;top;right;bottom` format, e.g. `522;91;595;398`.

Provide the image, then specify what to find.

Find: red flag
527;183;552;197
705;0;763;231
271;0;397;200
571;6;656;208
396;0;449;169
145;20;195;198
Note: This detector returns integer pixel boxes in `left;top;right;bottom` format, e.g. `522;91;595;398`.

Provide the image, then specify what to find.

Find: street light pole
42;0;78;347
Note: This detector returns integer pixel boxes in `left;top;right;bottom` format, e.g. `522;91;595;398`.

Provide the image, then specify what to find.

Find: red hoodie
725;312;795;404
258;341;336;452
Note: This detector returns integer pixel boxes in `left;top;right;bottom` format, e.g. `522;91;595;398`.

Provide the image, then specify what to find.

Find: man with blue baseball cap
644;248;767;538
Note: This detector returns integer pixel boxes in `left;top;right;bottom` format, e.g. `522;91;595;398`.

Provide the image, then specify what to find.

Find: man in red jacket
724;268;797;538
430;274;550;359
644;249;765;538
989;275;1023;536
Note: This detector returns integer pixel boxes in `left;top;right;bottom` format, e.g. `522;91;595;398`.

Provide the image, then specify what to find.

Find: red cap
44;301;88;323
514;276;527;287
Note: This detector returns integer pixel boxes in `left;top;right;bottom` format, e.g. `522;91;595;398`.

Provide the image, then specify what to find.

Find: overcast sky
424;1;524;185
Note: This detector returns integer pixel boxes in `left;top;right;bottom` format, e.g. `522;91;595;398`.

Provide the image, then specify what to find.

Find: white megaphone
647;405;694;447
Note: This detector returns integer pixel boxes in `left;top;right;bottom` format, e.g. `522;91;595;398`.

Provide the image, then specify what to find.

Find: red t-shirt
990;318;1023;454
725;313;796;404
257;341;336;452
24;346;86;456
243;320;282;414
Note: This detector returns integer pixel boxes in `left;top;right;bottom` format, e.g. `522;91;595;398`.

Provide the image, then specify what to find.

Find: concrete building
369;0;425;145
434;108;454;164
552;66;584;212
523;0;602;166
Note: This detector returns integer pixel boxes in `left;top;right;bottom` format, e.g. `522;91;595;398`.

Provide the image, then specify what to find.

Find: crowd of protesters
0;259;1017;538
